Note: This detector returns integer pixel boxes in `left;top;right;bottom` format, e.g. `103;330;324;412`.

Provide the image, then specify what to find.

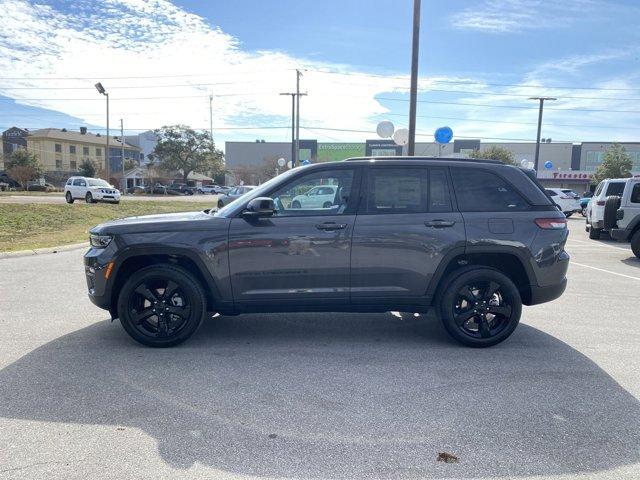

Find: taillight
596;200;606;206
535;218;568;229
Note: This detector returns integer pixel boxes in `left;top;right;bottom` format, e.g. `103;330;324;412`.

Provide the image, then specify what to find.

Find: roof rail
343;156;504;165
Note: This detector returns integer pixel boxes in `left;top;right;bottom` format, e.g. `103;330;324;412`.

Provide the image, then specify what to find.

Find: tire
113;201;120;205
65;191;74;204
631;230;640;259
323;201;332;208
589;226;601;239
217;200;224;209
85;192;95;204
117;264;207;347
603;195;621;230
565;212;572;218
291;200;301;208
438;267;522;348
581;207;587;217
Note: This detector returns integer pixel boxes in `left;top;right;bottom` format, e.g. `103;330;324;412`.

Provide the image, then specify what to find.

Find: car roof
343;156;503;165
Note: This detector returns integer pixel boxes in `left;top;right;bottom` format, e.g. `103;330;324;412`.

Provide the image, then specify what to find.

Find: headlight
90;234;113;248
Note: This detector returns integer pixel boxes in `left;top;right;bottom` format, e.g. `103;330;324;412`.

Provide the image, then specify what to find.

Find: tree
469;146;518;166
78;158;96;177
5;150;42;190
593;143;633;184
124;158;137;172
152;125;224;184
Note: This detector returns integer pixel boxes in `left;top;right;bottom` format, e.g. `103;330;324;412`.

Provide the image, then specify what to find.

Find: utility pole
120;118;125;192
529;96;557;171
295;70;302;168
209;94;214;142
407;0;421;156
279;93;296;167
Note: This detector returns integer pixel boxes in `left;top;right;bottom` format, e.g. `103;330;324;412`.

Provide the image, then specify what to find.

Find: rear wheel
581;206;587;217
439;267;522;348
589;226;601;239
65;191;74;204
117;264;206;347
631;230;640;259
323;201;332;208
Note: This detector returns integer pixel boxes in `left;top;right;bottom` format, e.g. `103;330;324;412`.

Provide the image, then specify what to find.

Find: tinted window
594;182;604;196
66;179;72;185
605;182;625;196
631;183;640;204
367;168;428;214
452;169;529;211
270;169;355;216
429;169;452;212
69;145;76;154
545;189;558;197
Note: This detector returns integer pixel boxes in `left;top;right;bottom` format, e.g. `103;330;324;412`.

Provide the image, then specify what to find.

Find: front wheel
117;264;207;347
85;192;95;204
291;200;301;208
217;200;224;209
439;267;522;348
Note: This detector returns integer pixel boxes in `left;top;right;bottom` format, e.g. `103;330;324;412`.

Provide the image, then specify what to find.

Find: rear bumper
528;277;567;305
610;228;631;242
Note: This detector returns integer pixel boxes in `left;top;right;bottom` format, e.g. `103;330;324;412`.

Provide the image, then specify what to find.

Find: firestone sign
537;170;593;181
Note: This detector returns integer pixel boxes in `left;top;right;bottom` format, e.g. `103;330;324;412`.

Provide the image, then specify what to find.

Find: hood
91;210;221;235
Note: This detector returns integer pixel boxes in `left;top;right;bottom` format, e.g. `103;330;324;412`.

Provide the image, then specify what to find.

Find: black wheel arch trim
425;245;537;301
107;244;224;313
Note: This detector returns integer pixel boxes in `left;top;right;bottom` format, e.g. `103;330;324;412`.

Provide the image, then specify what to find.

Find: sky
1;0;640;149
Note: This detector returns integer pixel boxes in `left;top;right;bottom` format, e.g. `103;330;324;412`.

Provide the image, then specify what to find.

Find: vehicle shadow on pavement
0;313;638;479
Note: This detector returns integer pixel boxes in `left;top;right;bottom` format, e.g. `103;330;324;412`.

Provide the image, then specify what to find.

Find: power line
305;68;640;92
0;69;296;81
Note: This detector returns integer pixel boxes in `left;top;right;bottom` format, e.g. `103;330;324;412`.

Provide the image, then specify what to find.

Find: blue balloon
301;159;310;166
544;161;553;169
434;126;453;144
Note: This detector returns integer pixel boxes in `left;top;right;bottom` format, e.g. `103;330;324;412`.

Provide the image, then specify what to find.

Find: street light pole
120;118;125;191
95;82;110;181
529;96;556;171
280;93;296;167
407;0;421;156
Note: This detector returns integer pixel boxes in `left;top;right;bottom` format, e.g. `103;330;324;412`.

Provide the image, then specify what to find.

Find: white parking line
571;261;640;281
568;238;630;251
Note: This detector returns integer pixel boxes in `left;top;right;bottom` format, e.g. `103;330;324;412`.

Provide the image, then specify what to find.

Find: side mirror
243;197;276;218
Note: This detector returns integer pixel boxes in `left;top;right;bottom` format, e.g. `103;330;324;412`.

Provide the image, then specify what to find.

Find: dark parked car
168;183;195;195
85;157;568;348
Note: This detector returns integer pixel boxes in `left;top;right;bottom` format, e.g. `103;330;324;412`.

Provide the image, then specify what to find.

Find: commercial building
224;139;640;192
24;127;142;185
123;130;158;165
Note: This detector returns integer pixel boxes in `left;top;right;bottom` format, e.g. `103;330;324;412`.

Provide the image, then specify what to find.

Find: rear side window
594;182;604;196
366;168;428;214
451;168;529;212
630;184;640;203
605;182;625;196
545;189;558;197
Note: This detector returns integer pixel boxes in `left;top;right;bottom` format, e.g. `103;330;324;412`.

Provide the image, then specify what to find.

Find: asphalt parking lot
0;217;639;480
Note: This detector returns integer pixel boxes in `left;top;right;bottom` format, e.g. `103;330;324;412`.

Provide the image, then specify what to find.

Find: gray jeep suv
84;157;568;348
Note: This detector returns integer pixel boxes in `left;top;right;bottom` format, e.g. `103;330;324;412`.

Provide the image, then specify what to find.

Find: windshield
88;179;111;187
214;168;303;217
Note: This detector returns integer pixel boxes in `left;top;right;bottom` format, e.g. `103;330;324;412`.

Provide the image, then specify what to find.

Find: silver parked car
217;185;256;209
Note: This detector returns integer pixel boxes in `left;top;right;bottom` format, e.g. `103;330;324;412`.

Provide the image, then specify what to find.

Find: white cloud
451;0;602;33
0;0;419;142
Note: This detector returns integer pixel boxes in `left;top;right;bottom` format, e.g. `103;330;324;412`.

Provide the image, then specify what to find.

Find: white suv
603;178;640;257
64;176;121;204
585;178;627;238
545;188;581;217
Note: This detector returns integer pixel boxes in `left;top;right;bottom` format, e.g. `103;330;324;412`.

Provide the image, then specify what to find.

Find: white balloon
287;160;293;169
277;157;286;167
392;128;409;146
520;159;528;167
376;120;395;139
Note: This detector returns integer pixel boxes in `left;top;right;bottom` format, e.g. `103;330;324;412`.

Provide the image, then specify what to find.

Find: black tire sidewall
65;192;73;203
589;227;601;239
117;265;206;347
631;231;640;259
439;267;522;348
86;192;93;203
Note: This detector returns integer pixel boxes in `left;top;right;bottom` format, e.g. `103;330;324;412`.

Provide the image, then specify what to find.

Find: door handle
316;222;347;231
424;219;456;228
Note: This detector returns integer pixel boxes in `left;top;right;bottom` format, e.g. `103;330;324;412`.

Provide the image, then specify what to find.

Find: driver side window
270;169;355;216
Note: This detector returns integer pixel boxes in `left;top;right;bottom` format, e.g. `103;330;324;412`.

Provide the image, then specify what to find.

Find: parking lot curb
0;242;89;259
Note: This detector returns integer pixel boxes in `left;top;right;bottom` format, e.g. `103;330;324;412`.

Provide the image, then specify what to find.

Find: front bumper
610;228;631;242
84;245;117;312
92;190;121;202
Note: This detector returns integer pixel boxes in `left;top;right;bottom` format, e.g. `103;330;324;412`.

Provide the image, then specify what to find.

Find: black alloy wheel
117;265;206;347
439;267;522;347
